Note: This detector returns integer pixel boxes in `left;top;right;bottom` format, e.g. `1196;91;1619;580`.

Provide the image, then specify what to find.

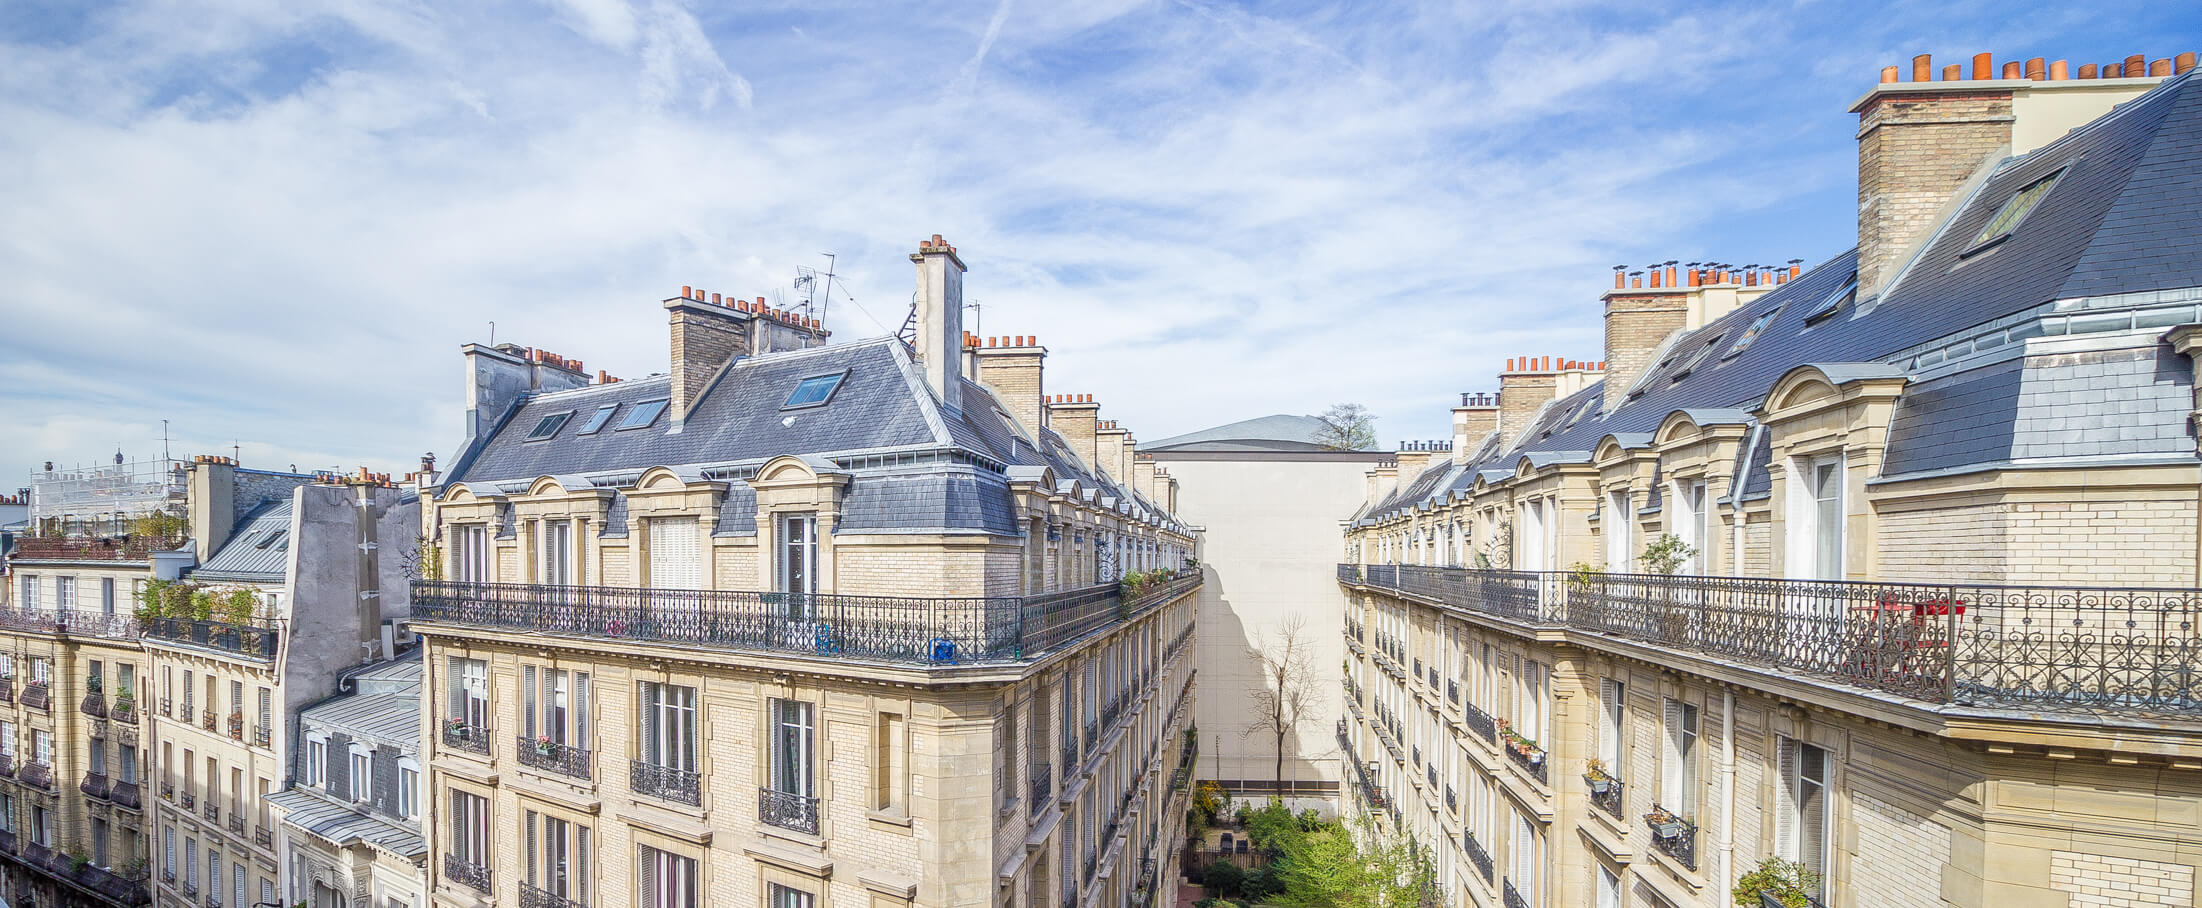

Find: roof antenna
965;299;983;339
161;419;170;465
489;321;496;347
794;253;841;323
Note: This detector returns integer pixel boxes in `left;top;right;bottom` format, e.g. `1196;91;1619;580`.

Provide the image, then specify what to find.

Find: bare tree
1311;403;1378;451
1246;616;1321;792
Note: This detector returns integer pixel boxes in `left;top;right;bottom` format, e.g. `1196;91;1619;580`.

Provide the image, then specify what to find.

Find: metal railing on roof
411;573;1201;667
1343;562;2202;718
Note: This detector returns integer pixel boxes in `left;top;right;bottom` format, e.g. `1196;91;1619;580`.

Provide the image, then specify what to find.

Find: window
1510;809;1541;904
1790;455;1846;581
781;372;846;409
56;576;76;611
1726;306;1783;358
348;747;371;801
1971;170;2062;249
1598;680;1624;777
398;761;420;820
234;862;246;908
1779;739;1831;903
452;658;491;729
15;575;32;611
33;729;51;767
450;790;489;866
164;827;174;877
1596;864;1621;908
525;811;592;906
0;722;15;760
454;524;490;582
523;666;590;748
182;669;194;713
1662;698;1699;817
525;412;574;441
776;513;817;606
768;884;815;908
1604;490;1632;572
120;744;138;783
1514;659;1548;748
577;404;619;435
1804;279;1855;323
770;699;814;797
89;738;105;777
308;738;326;786
101;577;116;616
639;682;697;773
257;687;272;737
1671;334;1723;380
540;519;574;585
183;836;196;887
875;710;906;812
92;816;108;867
616;400;668;430
640;847;697;908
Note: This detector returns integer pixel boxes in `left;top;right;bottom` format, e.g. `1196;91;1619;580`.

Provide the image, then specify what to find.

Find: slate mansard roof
1366;71;2202;522
267;654;425;859
191;498;293;582
445;337;1183;536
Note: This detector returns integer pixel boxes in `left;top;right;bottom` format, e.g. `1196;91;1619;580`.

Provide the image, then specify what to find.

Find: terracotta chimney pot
1972;52;1993;80
2050;59;2069;80
2150;58;2172;77
2124;54;2146;77
1880;65;1899;84
2001;61;2022;79
2178;53;2197;75
2079;63;2098;79
1912;54;1932;81
1941;64;1961;81
2025;57;2045;80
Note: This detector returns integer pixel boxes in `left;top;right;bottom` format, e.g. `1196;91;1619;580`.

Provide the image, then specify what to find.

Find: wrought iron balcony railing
1028;762;1051;816
758;786;820;835
1645;805;1698;870
444;854;492;894
1501;733;1548;785
11;535;175;562
255;828;272;849
1343;563;2202;718
521;883;588;908
413;574;1201;668
630;760;700;806
1463;832;1493;883
441;719;490;755
20;682;50;711
19;761;52;791
1461;701;1496;744
1586;772;1623;820
143;617;279;660
1502;879;1530;908
517;737;592;781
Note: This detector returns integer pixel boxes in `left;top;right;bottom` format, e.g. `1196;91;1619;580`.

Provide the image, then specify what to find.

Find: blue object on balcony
929;637;958;664
813;623;840;654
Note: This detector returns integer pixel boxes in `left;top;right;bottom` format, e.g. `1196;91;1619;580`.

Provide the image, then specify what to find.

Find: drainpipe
1720;688;1737;896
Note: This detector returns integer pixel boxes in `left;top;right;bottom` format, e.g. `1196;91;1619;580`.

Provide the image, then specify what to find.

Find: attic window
1968;169;2063;252
253;529;283;549
616;400;668;430
577;405;618;435
1671;334;1724;381
782;371;847;409
1803;279;1856;324
524;412;573;441
1725;306;1783;359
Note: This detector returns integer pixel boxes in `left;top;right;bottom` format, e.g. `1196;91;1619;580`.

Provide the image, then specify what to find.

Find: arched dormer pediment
525;475;580;497
633;466;715;493
438;482;501;505
1763;363;1907;420
1592;433;1656;466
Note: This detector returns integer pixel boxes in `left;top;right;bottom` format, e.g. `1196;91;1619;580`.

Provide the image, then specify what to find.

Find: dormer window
1671;334;1724;381
1968;169;2063;252
616;400;668;430
1725;306;1783;358
1803;279;1855;324
577;405;618;435
525;412;573;441
782;372;847;409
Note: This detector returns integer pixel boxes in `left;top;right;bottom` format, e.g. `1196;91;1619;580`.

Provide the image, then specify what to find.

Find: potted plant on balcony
1583;758;1616;794
1642;533;1697;641
1733;856;1822;908
1644;805;1691;840
1495;719;1543;767
534;735;557;757
444;717;472;740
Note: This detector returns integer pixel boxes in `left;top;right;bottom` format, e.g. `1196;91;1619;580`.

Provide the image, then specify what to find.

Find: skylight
1671;334;1724;380
525;412;573;441
1725;306;1783;358
1969;170;2062;250
1804;280;1856;324
577;404;618;435
617;400;668;430
783;372;847;409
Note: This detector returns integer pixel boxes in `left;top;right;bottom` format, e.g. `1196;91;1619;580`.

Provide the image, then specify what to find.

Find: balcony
11;535;172;562
20;682;49;712
81;691;107;718
1028;762;1051;816
80;772;109;800
1461;701;1496;743
19;761;52;791
1342;563;2202;718
144;617;279;661
441;719;490;755
444;853;492;894
517;737;592;781
1463;832;1493;883
228;815;244;835
521;883;587;908
202;801;219;823
0;678;12;703
1502;879;1529;908
1501;732;1547;785
201;711;216;732
0;839;152;906
109;781;141;811
758;787;820;835
255;828;271;849
0;754;14;779
1586;771;1624;820
227;714;244;741
112;698;138;724
253;725;271;747
1059;738;1077;776
1645;805;1698;870
630;759;701;806
1446;679;1459;704
181;792;196;810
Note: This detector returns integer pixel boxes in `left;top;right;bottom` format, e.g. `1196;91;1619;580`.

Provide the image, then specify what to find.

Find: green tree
1270;816;1434;908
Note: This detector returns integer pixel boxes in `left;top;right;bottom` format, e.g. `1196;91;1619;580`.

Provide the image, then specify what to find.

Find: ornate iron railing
81;692;107;718
227;815;244;834
143;617;279;660
1029;762;1051;816
80;772;109;800
1345;563;2202;716
758;787;819;835
441;719;490;755
255;828;272;849
517;737;591;780
1502;735;1547;785
1587;773;1623;819
1464;832;1492;882
520;883;587;908
1444;784;1457;813
1646;805;1698;869
413;574;1201;667
1461;701;1496;743
630;760;700;806
1446;679;1459;704
20;761;52;791
11;536;175;562
21;682;50;711
444;854;492;894
1502;879;1530;908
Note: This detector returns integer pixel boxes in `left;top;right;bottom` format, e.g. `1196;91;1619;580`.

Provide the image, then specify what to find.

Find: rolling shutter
648;518;701;590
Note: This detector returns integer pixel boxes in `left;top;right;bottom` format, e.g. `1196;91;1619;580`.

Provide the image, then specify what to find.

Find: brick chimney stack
1048;394;1102;471
1453;392;1499;462
1499;358;1563;442
665;290;753;432
910;235;967;414
975;336;1048;434
1603;273;1689;411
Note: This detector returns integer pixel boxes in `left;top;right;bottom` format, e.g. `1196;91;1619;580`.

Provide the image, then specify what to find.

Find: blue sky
2;0;2197;488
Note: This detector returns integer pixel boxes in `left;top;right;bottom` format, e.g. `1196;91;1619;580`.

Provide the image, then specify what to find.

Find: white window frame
1786;453;1846;581
398;759;420;820
1604;490;1632;572
348;744;372;802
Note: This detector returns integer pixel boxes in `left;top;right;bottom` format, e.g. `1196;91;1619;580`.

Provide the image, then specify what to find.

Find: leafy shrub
1202;859;1245;897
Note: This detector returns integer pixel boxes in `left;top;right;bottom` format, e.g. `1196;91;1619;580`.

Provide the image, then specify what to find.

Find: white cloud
0;0;2192;484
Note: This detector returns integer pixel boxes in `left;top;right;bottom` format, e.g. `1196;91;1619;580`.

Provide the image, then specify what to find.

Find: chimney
664;289;752;431
1849;52;2170;295
1096;421;1131;484
460;342;591;450
1049;395;1102;470
1395;447;1433;480
1134;457;1160;502
187;455;238;563
1452;393;1500;462
1499;359;1561;442
1602;282;1689;412
975;336;1048;434
909;235;967;413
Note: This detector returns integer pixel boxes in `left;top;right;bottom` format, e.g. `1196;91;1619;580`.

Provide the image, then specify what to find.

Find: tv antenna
793;253;841;323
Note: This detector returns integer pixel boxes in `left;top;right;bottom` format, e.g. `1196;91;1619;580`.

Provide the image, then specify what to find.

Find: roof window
577;405;618;435
1724;306;1783;359
524;412;573;441
1803;279;1856;324
783;371;847;409
1671;333;1724;381
616;400;668;430
1968;169;2063;252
